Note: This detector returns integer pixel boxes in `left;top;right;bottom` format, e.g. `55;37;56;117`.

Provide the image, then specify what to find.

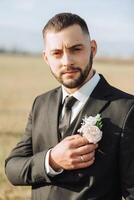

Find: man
5;13;134;200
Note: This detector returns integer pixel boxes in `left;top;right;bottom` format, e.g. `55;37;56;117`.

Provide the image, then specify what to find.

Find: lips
64;70;78;74
62;68;80;75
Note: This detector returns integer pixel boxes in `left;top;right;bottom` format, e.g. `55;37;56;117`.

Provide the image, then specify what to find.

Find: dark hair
42;12;90;38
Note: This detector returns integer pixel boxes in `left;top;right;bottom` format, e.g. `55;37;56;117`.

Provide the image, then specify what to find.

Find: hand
49;134;98;171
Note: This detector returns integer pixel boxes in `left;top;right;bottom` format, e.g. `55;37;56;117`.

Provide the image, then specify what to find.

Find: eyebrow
68;44;83;49
50;44;84;53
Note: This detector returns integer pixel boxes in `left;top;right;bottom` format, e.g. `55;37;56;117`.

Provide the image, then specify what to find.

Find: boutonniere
78;114;103;144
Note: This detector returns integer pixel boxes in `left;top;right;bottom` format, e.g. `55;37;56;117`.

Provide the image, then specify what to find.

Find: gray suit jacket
5;75;134;200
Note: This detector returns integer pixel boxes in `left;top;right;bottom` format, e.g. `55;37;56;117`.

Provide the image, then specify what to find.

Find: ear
90;40;97;57
42;50;49;65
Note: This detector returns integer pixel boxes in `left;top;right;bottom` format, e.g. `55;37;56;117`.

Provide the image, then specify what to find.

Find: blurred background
0;0;134;199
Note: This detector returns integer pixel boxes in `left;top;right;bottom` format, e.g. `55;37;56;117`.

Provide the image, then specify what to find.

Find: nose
61;52;74;67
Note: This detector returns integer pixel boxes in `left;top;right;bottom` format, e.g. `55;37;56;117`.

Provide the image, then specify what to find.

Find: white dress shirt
45;72;100;176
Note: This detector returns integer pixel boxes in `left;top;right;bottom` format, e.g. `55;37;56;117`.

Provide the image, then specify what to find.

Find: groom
5;13;134;200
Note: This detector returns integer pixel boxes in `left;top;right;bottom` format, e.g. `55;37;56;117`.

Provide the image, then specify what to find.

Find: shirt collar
62;72;100;103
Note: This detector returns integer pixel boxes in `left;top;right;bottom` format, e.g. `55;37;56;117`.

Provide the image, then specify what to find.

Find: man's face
43;25;96;90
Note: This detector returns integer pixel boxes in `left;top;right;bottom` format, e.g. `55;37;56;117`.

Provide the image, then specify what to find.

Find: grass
0;54;133;199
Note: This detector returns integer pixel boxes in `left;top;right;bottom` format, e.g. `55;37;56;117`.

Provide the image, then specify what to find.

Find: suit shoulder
110;87;134;112
31;86;61;108
110;86;134;100
36;86;61;99
99;74;134;100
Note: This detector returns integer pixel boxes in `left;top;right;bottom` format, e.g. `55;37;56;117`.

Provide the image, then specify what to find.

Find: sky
0;0;134;58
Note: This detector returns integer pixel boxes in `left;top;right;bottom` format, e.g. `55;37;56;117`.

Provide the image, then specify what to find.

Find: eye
52;51;62;57
53;52;60;55
74;48;81;51
72;46;83;52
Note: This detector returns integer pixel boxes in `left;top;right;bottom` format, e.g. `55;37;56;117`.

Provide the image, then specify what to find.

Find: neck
64;69;94;94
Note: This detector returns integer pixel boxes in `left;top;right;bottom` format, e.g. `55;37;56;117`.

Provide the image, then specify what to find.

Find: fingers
81;152;95;162
50;134;98;171
70;157;95;170
73;143;98;155
70;152;95;164
65;134;89;148
64;134;81;141
72;159;95;170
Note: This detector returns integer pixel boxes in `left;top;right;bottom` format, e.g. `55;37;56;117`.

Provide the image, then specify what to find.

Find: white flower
78;114;103;144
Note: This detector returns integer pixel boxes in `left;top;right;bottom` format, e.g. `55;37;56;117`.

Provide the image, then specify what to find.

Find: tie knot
64;96;77;110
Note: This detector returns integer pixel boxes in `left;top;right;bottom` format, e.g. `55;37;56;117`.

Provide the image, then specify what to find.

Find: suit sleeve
120;103;134;199
5;99;52;186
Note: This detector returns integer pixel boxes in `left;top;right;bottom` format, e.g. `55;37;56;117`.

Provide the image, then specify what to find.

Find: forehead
44;25;90;50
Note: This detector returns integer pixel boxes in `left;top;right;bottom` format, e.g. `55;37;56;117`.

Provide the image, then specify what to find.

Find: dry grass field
0;54;134;199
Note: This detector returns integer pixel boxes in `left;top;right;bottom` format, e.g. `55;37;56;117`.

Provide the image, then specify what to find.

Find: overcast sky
0;0;134;58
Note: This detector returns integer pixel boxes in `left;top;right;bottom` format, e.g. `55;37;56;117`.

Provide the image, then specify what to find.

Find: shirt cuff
45;149;63;177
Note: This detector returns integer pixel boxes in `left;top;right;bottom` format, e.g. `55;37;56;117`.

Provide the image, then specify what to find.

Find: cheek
77;52;90;67
47;58;60;73
50;65;58;75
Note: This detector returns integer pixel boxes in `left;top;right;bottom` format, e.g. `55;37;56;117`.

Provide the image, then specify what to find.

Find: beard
51;52;93;89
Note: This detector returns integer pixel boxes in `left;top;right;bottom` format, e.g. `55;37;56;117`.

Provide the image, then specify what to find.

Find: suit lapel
49;75;112;141
63;75;111;138
63;97;108;138
47;87;62;145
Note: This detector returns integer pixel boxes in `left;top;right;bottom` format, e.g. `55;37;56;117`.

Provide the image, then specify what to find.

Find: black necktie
59;96;77;138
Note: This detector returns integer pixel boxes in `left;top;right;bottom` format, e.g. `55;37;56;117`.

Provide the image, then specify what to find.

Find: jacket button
78;173;83;177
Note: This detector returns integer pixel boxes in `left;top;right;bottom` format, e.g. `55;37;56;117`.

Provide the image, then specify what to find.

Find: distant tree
0;48;6;53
